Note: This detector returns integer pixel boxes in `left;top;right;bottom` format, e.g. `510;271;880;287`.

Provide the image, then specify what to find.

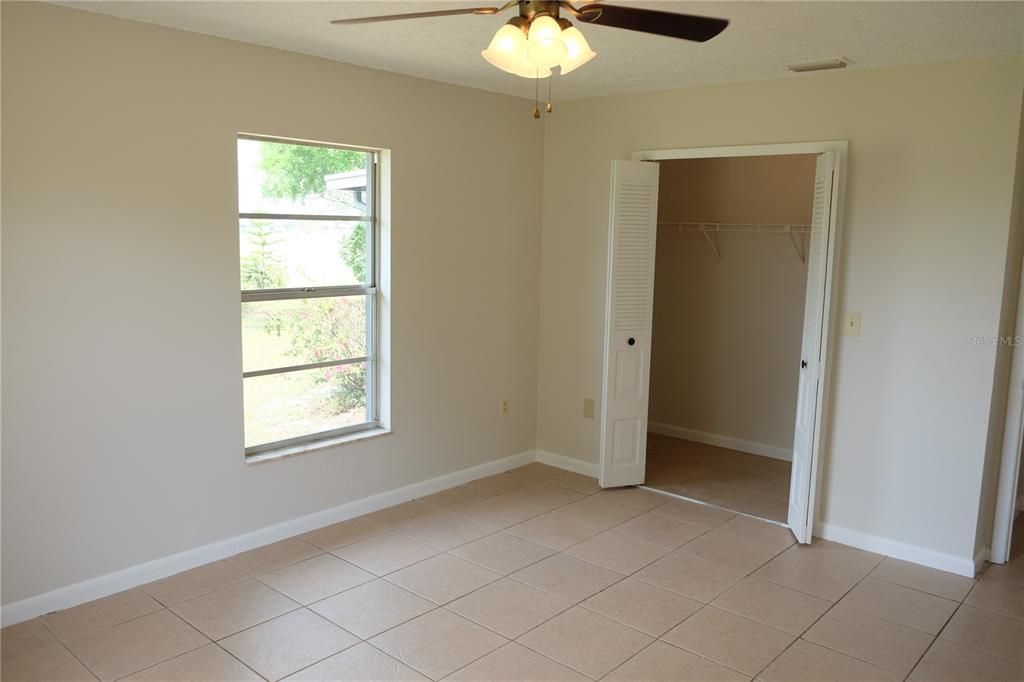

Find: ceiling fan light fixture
482;19;551;78
558;26;597;75
334;4;729;86
525;14;568;69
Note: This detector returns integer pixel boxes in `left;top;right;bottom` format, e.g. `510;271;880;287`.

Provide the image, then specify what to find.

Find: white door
599;160;660;488
788;151;839;542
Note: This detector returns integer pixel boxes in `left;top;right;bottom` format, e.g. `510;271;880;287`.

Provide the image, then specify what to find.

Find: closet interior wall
650;155;817;458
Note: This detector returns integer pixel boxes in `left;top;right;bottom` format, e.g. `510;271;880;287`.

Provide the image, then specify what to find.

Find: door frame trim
629;140;848;540
991;251;1024;565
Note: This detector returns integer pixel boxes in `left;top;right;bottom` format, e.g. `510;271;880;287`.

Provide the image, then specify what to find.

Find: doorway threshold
638;484;791;529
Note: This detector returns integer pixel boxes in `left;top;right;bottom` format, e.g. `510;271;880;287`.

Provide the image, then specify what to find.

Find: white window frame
238;134;381;457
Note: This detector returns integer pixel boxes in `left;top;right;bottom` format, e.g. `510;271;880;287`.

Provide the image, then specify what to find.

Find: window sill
245;427;392;465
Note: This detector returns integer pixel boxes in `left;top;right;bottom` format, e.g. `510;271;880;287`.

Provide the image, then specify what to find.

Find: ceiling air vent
787;57;851;73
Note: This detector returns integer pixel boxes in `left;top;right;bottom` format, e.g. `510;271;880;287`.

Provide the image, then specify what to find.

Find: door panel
612;418;642;464
788;151;838;542
615;350;644;398
599;161;660;488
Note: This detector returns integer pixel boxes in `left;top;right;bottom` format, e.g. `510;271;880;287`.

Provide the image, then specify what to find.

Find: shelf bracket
787;226;806;264
700;224;721;259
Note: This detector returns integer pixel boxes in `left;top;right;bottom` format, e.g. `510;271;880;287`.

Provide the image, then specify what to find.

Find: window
238;135;379;455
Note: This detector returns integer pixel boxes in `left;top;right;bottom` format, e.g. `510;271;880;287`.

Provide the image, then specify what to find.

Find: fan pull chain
546;75;553;113
533;71;541;119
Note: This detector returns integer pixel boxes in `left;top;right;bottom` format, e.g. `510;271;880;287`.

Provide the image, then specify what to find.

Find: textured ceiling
60;1;1024;100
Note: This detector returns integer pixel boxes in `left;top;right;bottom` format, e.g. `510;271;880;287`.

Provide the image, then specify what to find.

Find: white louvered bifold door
599;161;660;488
788;151;838;542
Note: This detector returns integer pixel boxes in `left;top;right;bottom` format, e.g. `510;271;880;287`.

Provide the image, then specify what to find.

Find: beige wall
650;156;814;452
1;3;544;605
536;56;1024;564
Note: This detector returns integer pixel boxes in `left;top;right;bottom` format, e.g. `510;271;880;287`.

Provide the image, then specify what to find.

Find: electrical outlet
844;311;862;337
583;398;595;419
500;399;509;417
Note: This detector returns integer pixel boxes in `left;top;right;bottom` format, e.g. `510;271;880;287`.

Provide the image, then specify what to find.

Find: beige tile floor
3;463;1023;682
646;435;793;523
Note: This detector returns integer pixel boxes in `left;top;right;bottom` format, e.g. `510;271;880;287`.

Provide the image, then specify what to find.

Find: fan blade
574;4;728;42
331;7;500;24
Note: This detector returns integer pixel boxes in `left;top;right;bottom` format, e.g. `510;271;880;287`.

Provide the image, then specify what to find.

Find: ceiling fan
331;1;728;115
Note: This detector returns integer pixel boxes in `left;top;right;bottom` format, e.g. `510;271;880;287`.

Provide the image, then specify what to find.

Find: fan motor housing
519;0;562;21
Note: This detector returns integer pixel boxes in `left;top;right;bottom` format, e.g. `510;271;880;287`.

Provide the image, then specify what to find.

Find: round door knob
628;338;636;346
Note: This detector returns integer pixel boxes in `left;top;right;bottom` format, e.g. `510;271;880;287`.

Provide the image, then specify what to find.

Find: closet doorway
598;142;845;542
645;154;817;524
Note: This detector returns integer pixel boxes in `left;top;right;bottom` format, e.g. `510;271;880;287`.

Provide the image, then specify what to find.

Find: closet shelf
657;222;812;262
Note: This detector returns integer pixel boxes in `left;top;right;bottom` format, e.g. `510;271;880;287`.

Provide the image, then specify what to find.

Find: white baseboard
814;521;978;578
0;449;535;627
535;450;599;477
7;444;980;626
974;545;991;575
648;422;793;462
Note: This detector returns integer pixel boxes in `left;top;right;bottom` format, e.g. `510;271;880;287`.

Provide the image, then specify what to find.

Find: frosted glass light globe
481;23;528;74
525;15;567;69
559;26;597;74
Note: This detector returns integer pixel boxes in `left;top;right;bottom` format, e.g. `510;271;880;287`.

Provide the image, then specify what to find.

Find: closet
645;154;817;522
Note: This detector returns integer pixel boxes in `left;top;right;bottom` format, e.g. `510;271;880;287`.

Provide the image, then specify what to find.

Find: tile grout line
582;522;797;680
434;481;663;679
113;641;269;682
925;602;1024;666
117;609;216;681
149;557;318;645
745;552;878;680
145;565;251;610
762;554;924;680
226;538;326;578
422;625;514;681
594;532;781;679
648;537;820;680
43;604;216;681
362;636;453;681
222;538;464;678
291;480;585;675
35;614;102;682
255;636;363;682
445;492;774;679
210;641;272;682
360;480;614;681
836;580;965;637
614;522;882;682
904;599;969;682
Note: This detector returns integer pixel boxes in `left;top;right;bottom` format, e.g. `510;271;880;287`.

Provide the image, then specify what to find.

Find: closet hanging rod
657;222;812;233
656;222;811;263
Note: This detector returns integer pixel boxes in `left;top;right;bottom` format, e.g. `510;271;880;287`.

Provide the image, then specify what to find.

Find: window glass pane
242;296;369;373
240;219;370;289
238;138;370;216
244;363;368;448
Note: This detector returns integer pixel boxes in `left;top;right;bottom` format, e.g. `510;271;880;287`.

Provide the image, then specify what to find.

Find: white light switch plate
844;311;862;337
